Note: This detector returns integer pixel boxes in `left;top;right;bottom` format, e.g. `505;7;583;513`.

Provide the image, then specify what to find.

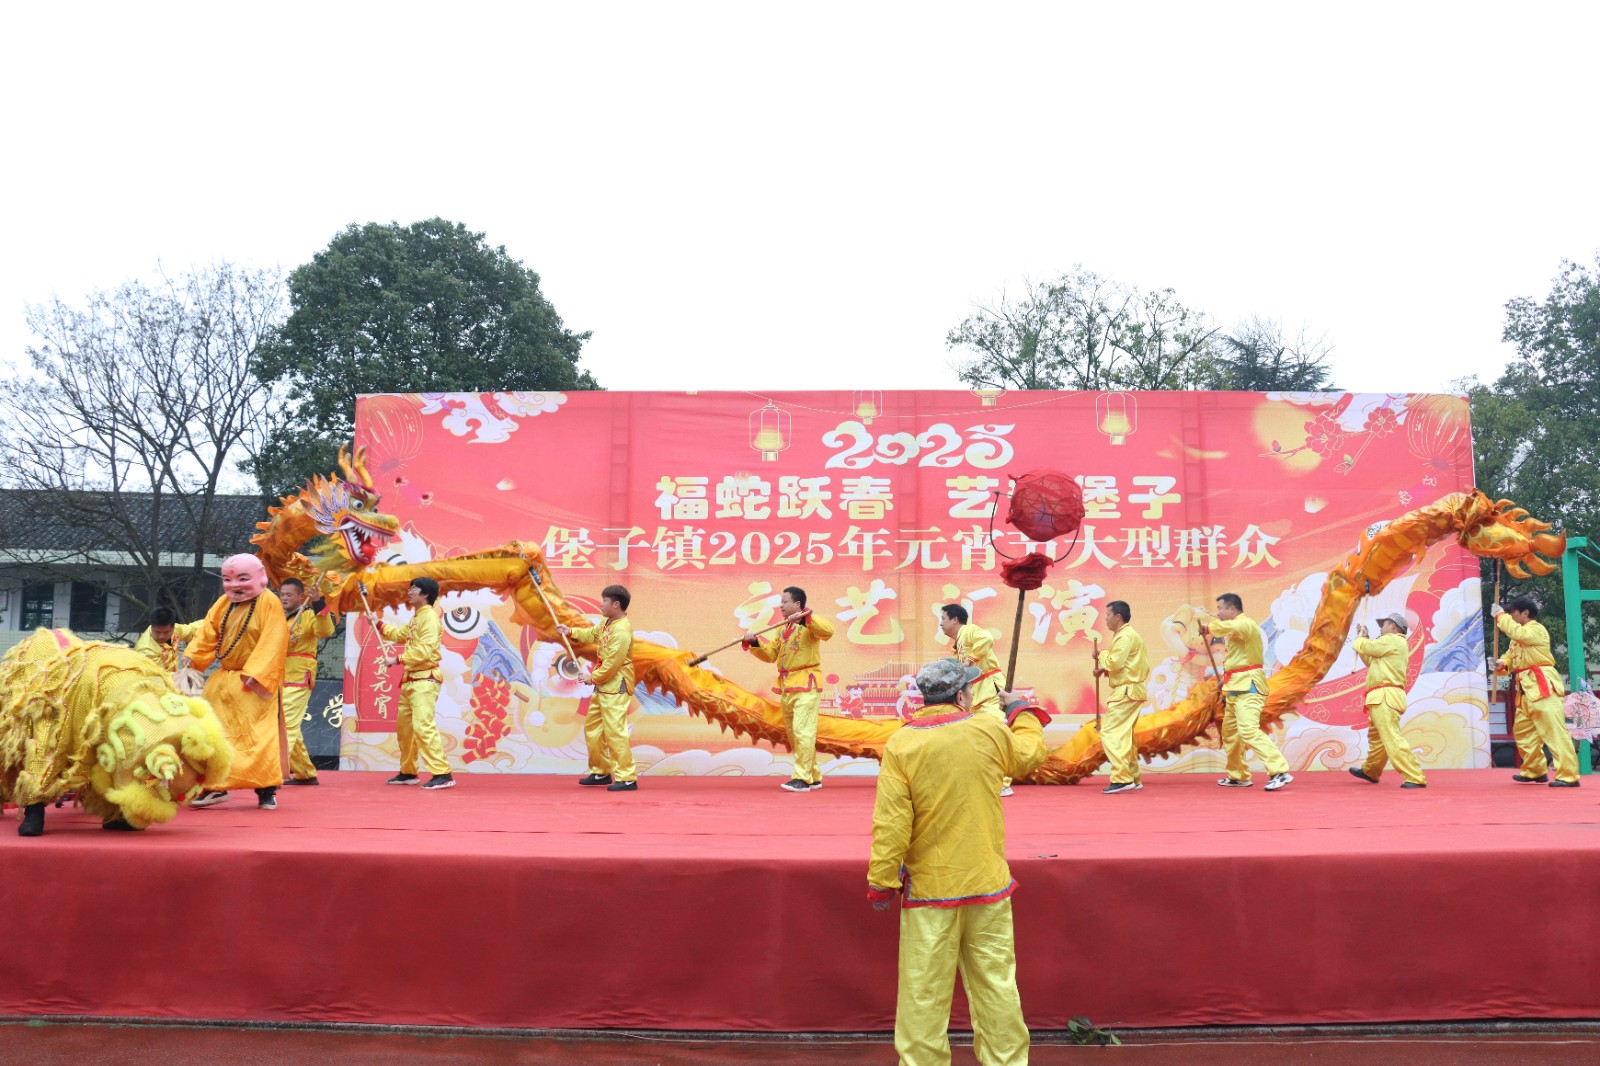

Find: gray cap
1382;612;1409;634
916;658;983;704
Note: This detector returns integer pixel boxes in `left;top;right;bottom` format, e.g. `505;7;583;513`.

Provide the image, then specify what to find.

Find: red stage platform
1;769;1597;1032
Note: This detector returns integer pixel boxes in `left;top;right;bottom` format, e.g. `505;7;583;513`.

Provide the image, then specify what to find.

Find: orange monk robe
185;591;291;790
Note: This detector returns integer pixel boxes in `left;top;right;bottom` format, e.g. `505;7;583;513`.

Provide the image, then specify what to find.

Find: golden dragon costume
0;629;233;835
255;450;1563;784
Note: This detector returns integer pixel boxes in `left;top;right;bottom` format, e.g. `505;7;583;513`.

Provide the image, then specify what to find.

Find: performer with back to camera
558;584;639;792
1348;612;1427;788
867;659;1053;1066
1494;596;1580;787
743;586;834;792
182;554;290;810
1094;599;1150;794
1196;592;1292;791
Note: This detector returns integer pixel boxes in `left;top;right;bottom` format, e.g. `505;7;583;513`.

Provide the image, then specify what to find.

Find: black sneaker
256;788;278;810
1550;779;1582;788
1217;777;1252;788
18;804;44;837
1102;781;1143;794
578;774;614;787
422;774;456;790
809;779;823;790
1348;767;1379;784
190;789;230;807
285;776;320;786
1511;773;1548;783
1401;781;1427;789
385;773;420;786
607;780;638;792
780;778;811;792
1264;772;1293;792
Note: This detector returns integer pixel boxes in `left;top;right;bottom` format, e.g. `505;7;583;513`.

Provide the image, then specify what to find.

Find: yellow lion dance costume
0;629;233;837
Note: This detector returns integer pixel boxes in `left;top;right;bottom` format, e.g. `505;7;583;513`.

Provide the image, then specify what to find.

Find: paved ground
4;1022;1600;1064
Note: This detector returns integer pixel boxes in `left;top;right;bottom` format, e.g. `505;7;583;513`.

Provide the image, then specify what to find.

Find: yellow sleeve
182;600;224;671
399;608;441;673
1494;613;1542;648
590;622;632;687
1352;637;1377;664
1102;631;1132;674
174;621;200;643
379;619;412;643
867;747;912;890
1207;617;1244;640
1006;709;1050;780
805;614;835;641
961;625;995;663
242;598;290;693
569;624;600;644
312;610;336;640
746;637;779;663
134;628;162;663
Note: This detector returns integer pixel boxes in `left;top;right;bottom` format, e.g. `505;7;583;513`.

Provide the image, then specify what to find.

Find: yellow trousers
1360;702;1425;785
585;688;637;783
1102;697;1142;785
1515;693;1580;784
1222;689;1288;781
397;679;450;776
281;684;319;780
783;689;821;785
895;899;1030;1066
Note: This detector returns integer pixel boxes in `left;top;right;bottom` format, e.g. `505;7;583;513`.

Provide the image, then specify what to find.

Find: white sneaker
1264;772;1294;792
190;790;229;808
1000;786;1015;797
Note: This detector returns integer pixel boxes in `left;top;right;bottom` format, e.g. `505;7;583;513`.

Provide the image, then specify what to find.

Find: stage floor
2;769;1598;1031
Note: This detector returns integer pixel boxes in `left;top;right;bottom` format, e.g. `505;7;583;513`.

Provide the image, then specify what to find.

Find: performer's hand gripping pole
529;567;581;664
356;581;397;666
689;610;811;667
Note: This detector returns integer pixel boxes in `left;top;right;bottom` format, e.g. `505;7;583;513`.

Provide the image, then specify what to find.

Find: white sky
3;2;1596;395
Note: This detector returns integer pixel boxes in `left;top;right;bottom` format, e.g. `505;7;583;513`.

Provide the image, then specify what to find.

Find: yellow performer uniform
952;623;1004;716
379;604;451;777
283;603;336;782
570;616;637;784
1352;633;1426;786
747;613;835;787
0;629;233;835
1098;624;1150;787
1208;614;1289;783
183;591;291;791
133;622;198;673
867;665;1053;1066
1496;612;1578;785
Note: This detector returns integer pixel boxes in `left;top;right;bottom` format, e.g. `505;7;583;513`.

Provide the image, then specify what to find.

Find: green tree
252;218;598;497
1204;317;1338;391
947;268;1221;392
1464;254;1600;665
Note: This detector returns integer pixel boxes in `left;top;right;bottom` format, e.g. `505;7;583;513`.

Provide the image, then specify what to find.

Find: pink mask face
221;554;268;603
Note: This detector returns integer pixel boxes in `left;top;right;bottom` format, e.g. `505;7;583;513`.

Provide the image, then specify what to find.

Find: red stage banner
344;389;1487;778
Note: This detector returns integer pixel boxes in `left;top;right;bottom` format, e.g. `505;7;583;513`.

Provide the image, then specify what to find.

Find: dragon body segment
251;453;1561;782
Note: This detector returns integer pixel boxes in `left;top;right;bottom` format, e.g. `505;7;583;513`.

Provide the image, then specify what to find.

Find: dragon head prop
1457;493;1566;579
252;445;401;592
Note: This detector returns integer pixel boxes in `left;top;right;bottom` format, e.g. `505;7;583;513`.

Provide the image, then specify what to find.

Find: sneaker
780;778;810;792
607;780;638;792
1550;779;1582;788
190;790;230;807
1264;772;1294;791
578;774;614;787
809;779;823;790
257;793;278;810
1217;777;1252;788
1348;767;1379;784
1401;781;1427;789
1000;785;1015;797
422;774;455;790
385;773;420;786
1102;781;1143;794
1512;773;1548;783
285;776;320;786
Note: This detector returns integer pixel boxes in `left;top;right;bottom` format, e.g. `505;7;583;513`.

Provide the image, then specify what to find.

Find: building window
69;583;108;632
20;583;54;630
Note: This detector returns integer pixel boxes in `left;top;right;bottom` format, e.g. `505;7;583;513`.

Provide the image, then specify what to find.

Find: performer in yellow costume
1348;612;1426;788
133;606;199;673
1494;596;1580;787
1;628;233;837
1094;599;1150;794
940;603;1014;796
182;554;290;810
744;586;834;792
380;577;454;790
279;578;335;786
867;659;1053;1066
1198;593;1291;791
559;584;638;792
